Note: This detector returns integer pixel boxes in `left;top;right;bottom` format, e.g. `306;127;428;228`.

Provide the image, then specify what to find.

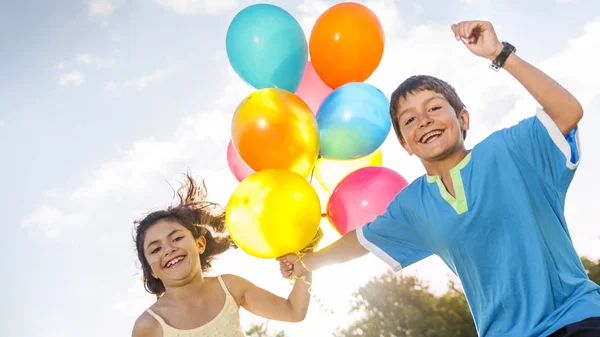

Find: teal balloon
317;82;391;160
226;4;307;92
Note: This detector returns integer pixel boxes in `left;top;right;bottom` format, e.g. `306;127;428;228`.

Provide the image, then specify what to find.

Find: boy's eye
173;236;184;242
151;247;161;254
429;106;441;112
404;117;415;125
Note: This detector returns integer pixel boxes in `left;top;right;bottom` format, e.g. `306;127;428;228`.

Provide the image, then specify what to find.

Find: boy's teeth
422;130;442;143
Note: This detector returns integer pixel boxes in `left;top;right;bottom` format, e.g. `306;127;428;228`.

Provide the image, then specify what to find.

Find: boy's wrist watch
489;41;516;72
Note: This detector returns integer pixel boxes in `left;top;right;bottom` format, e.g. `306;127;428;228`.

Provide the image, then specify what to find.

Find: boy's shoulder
396;175;428;201
472;115;539;149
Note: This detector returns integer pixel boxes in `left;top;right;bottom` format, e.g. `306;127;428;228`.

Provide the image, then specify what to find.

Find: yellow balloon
314;148;383;192
226;169;322;258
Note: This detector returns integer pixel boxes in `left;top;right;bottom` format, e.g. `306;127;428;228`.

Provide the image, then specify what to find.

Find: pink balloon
227;139;254;182
295;61;333;116
327;166;409;235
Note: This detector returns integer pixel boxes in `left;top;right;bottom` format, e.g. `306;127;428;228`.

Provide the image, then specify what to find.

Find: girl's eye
404;117;415;125
173;236;184;242
151;247;161;254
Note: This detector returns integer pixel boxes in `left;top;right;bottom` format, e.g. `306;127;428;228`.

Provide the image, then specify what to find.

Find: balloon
314;148;382;192
226;169;322;258
226;4;308;92
317;82;390;160
231;88;320;178
327;166;408;235
310;2;384;89
226;139;254;182
295;61;333;116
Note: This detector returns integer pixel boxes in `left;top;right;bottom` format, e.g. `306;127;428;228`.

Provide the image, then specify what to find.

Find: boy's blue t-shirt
356;108;600;337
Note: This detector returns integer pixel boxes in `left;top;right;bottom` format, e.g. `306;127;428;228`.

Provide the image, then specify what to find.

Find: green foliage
335;271;477;337
581;256;600;285
245;322;287;337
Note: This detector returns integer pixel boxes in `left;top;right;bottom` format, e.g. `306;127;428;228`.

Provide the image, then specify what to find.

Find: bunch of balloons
224;2;409;259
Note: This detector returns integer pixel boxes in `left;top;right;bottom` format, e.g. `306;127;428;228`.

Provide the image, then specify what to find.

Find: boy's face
395;90;469;161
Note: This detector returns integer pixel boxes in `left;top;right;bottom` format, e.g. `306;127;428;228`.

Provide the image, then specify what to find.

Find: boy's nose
419;118;433;128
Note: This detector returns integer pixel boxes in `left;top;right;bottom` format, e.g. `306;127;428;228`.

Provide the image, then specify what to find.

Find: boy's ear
459;108;470;131
400;138;414;156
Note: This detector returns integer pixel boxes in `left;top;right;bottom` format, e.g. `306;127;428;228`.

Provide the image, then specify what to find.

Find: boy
279;21;600;337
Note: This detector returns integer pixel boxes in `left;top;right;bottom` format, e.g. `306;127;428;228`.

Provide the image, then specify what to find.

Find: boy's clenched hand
451;21;504;61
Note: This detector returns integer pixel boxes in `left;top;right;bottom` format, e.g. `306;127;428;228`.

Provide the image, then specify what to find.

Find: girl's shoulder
217;274;250;305
132;310;161;337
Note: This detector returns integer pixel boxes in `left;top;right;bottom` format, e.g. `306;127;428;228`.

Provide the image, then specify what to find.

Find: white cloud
296;0;331;37
537;19;600;107
461;0;491;4
76;53;115;69
154;0;239;15
58;71;85;86
126;68;174;90
297;0;403;40
45;189;59;198
105;67;175;96
87;0;122;17
55;62;66;70
21;68;252;239
21;205;85;237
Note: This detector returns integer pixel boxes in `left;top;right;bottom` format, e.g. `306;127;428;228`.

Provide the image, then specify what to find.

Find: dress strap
216;275;237;305
145;308;168;327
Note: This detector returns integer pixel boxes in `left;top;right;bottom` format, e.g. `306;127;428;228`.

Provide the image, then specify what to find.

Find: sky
1;0;599;336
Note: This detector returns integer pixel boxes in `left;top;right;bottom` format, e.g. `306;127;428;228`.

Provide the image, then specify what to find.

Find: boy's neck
422;147;470;177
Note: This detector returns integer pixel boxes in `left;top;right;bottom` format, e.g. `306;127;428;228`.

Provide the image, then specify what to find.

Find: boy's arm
279;230;368;278
451;21;583;135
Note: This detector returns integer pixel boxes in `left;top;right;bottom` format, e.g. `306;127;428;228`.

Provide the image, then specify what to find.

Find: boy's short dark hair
389;75;467;141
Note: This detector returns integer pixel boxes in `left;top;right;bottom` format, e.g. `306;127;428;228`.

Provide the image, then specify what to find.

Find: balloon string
289;228;334;314
308;162;316;184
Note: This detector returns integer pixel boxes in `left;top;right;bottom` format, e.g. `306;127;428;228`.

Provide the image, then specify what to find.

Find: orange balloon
309;2;384;89
231;88;320;178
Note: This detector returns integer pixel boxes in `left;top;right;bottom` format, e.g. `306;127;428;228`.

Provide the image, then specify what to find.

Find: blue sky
2;0;599;336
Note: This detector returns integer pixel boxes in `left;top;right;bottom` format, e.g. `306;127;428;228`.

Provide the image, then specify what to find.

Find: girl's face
143;219;205;287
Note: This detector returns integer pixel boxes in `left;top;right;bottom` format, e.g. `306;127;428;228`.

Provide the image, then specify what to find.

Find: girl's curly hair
134;173;235;296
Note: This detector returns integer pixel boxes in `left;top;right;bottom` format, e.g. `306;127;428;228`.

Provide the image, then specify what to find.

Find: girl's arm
223;273;312;322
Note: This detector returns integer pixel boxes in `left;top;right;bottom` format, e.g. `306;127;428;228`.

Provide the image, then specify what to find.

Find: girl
132;173;318;337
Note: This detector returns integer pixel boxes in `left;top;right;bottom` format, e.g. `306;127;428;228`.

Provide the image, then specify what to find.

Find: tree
245;322;288;337
581;256;600;285
335;256;600;337
335;271;477;337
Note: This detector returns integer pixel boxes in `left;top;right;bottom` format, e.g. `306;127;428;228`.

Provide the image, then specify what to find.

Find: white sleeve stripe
356;226;403;272
536;107;581;171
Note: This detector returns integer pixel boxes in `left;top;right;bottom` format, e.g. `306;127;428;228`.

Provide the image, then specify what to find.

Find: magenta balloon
295;61;333;116
227;139;254;182
327;166;409;235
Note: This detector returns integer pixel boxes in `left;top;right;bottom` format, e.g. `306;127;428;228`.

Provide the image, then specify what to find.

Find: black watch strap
490;41;516;71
